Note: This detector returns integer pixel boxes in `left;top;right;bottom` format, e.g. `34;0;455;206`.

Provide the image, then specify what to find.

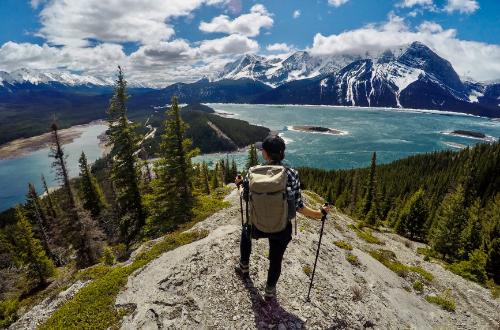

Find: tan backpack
248;165;288;233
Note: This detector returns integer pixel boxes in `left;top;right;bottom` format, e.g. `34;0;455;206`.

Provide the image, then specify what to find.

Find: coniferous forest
299;143;500;286
0;69;240;327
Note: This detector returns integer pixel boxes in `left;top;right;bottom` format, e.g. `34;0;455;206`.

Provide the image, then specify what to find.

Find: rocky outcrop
115;188;500;329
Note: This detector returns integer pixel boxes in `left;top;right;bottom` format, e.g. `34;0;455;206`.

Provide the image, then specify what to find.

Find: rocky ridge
114;187;500;329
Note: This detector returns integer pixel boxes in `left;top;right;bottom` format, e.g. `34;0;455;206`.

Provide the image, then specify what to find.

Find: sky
0;0;499;86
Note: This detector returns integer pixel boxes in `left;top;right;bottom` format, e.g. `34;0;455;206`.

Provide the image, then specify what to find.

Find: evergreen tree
211;163;220;189
246;144;258;169
41;174;57;219
429;185;468;261
395;189;428;241
460;198;483;257
25;183;53;258
49;122;76;211
361;152;379;225
486;238;500;283
106;67;145;246
78;152;107;217
50;122;93;268
201;162;211;195
148;96;198;232
9;207;55;287
231;159;238;179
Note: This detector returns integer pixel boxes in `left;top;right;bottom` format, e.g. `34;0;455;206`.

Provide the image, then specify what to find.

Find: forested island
291;125;345;135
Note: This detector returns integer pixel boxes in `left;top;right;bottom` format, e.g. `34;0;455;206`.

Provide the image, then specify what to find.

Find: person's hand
320;203;332;216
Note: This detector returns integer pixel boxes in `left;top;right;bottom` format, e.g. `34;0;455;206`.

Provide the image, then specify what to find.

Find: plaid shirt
245;164;304;211
285;167;305;211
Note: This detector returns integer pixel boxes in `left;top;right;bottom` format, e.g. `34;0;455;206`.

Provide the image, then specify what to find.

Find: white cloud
199;4;273;37
328;0;349;7
398;0;433;8
444;0;479;14
37;0;228;47
266;43;291;52
308;14;500;81
293;10;301;19
198;34;259;55
417;21;444;33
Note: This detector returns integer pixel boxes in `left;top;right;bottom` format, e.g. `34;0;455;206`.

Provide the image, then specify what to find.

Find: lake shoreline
0;120;107;160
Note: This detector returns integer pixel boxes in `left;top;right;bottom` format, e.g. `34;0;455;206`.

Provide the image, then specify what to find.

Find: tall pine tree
50;122;94;268
41;174;58;219
107;67;145;246
148;96;198;233
9;207;55;287
361;152;379;225
78;152;107;217
395;188;428;241
201;162;211;195
246;144;258;169
429;185;468;261
25;183;53;260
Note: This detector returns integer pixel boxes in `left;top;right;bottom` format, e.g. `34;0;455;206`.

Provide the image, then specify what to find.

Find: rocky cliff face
114;188;499;329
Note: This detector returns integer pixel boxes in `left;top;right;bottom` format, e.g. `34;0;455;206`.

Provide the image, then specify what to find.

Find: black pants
240;222;292;288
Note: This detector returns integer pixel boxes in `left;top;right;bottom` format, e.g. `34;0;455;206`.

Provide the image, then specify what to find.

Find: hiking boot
235;262;249;279
264;285;276;302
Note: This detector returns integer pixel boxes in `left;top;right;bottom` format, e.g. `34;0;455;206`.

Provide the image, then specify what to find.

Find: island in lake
451;130;486;139
291;125;346;135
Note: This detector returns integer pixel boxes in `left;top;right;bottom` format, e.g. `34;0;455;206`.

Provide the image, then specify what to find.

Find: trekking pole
239;190;244;226
306;203;330;302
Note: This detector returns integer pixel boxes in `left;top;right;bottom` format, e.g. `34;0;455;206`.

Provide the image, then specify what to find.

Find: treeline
299;143;500;285
0;68;239;327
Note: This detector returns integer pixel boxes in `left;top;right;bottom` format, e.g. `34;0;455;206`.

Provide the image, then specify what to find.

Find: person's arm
297;205;329;220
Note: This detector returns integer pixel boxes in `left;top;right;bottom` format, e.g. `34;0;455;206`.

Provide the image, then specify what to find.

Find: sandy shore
0;120;106;160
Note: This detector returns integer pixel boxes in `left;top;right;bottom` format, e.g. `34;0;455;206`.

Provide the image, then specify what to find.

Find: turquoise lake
1;105;500;211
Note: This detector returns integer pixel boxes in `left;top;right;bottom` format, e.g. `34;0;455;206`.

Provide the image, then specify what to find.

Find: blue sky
0;0;498;86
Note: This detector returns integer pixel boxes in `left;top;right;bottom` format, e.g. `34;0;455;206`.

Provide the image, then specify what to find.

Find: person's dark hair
262;135;286;163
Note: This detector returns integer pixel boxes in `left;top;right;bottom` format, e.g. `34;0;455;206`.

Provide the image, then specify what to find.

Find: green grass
302;190;324;206
303;265;312;277
348;224;384;245
346;253;361;266
413;280;424;294
425;289;456;312
369;249;434;282
486;279;500;299
39;230;208;330
0;299;19;328
334;240;353;250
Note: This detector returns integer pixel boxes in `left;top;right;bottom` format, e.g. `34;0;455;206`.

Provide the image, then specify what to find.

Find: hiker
235;134;331;301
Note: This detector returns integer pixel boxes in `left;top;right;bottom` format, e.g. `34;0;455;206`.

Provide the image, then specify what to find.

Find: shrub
447;249;488;284
334;240;353;250
0;298;19;328
111;244;128;262
303;265;312;277
369;250;434;281
348;224;384;245
101;247;115;266
425;289;456;312
486;279;500;299
351;285;363;302
413;280;424;294
346;253;360;266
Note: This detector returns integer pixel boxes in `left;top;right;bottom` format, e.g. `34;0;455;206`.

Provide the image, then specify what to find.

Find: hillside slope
113;188;499;329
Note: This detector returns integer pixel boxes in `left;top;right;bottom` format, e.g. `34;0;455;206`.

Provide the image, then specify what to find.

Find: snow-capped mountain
254;42;499;116
0;68;115;88
0;68;156;90
213;51;364;87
